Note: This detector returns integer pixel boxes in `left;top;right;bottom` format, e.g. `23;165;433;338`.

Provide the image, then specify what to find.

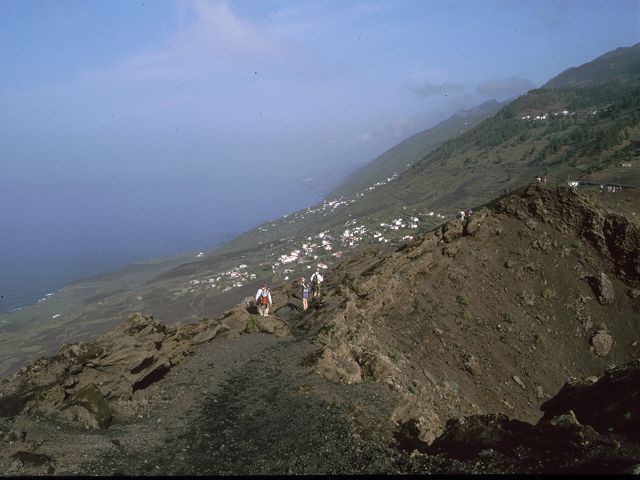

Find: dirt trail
43;330;412;475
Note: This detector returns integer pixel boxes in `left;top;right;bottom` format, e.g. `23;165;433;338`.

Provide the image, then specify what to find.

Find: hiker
255;283;272;317
300;277;311;311
310;268;324;299
458;210;466;222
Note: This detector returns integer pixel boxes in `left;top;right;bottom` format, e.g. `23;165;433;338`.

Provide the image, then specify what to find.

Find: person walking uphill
255;283;272;317
310;268;323;299
300;277;312;311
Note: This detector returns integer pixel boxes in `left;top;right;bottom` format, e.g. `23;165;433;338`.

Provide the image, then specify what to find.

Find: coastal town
173;172;449;298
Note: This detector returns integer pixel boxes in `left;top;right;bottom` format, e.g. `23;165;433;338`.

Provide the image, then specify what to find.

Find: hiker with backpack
255;283;272;317
300;277;312;311
310;268;323;299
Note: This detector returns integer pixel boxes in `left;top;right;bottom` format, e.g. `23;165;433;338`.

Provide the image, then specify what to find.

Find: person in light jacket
310;268;324;299
255;283;272;316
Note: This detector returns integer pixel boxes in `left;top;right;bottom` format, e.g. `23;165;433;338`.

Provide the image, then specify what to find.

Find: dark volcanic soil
4;332;418;476
7;327;638;475
76;333;406;476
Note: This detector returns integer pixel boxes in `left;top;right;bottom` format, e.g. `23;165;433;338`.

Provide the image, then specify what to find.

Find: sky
0;0;638;310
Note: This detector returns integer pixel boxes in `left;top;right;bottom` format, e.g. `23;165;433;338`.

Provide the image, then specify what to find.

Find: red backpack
260;289;269;305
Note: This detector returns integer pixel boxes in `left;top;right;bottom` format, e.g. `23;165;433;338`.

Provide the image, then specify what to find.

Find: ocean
0;229;227;314
0;179;328;314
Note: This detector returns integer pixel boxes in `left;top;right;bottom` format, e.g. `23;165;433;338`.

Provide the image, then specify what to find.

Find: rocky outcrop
299;185;639;446
540;360;640;435
0;308;263;429
426;362;640;471
428;414;530;458
497;185;640;284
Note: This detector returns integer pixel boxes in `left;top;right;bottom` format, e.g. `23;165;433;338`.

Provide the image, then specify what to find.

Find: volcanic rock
428;414;530;458
591;330;613;357
592;272;615;305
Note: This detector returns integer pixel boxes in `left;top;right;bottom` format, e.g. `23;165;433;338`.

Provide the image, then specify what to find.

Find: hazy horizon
1;0;638;312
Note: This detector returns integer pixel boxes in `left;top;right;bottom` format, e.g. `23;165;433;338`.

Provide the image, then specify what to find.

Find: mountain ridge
330;99;505;198
544;43;640;89
0;43;638;385
0;184;638;474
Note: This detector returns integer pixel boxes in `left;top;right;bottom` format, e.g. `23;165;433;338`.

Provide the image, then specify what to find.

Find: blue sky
2;0;638;195
0;0;638;308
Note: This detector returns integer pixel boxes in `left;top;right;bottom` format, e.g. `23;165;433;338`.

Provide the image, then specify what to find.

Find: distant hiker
310;268;324;299
255;283;272;317
300;277;311;311
458;210;466;222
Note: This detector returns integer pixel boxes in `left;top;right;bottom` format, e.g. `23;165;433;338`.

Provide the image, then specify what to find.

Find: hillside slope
545;43;640;88
0;44;638;380
331;100;504;198
0;185;638;475
296;185;639;438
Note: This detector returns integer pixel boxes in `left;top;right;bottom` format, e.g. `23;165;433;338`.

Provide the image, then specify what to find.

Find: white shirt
311;272;323;283
255;288;272;304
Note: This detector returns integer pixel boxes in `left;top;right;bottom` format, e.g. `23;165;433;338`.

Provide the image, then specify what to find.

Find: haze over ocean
1;1;637;313
0;177;326;313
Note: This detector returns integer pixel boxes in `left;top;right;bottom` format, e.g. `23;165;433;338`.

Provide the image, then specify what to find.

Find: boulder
257;317;290;337
392;396;442;448
306;348;362;384
591;330;613;357
357;352;401;385
221;311;249;334
441;219;464;243
465;210;493;238
62;384;112;429
592;272;615;305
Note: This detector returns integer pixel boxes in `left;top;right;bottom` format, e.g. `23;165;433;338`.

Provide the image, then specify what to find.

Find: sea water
0;230;226;313
0;180;327;314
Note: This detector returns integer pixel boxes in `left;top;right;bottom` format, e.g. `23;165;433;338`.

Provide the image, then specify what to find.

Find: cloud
412;80;466;97
475;76;536;100
182;0;284;58
344;116;422;148
268;1;390;35
48;0;288;94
